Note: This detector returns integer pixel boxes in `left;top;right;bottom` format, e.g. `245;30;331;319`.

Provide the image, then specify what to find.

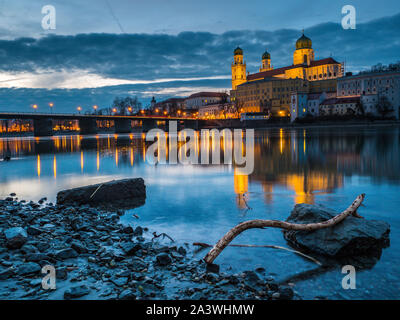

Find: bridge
0;112;201;136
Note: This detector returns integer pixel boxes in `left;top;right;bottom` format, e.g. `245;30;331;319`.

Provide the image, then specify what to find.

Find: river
0;125;399;299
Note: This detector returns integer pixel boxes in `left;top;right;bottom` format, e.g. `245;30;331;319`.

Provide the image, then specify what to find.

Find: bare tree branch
204;194;365;264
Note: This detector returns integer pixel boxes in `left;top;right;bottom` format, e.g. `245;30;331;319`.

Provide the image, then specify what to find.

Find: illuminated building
231;47;247;90
290;91;337;122
230;32;342;117
184;92;228;109
337;70;400;119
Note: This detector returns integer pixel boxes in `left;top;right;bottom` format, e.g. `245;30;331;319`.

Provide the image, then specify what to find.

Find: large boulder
4;227;28;249
283;204;390;257
56;178;146;209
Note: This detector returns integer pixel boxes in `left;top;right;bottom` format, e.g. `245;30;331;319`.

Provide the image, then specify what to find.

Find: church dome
234;47;243;55
296;33;312;50
262;50;270;60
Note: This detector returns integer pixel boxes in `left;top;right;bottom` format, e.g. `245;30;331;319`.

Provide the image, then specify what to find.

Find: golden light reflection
53;155;57;179
115;147;119;166
234;169;249;209
37;155;41;178
80;151;84;172
97;151;100;171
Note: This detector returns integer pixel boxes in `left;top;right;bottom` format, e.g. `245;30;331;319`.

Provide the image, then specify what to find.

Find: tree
112;96;142;115
376;95;394;119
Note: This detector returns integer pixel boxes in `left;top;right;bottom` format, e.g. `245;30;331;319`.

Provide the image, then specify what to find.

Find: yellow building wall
259;58;272;72
231;54;247;90
293;48;315;65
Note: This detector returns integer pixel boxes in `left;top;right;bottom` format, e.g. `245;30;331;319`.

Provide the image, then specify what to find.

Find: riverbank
0;120;399;138
0;196;295;300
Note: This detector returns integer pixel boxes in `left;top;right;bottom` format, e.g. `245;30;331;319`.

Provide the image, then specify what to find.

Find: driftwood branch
194;242;322;265
204;193;365;264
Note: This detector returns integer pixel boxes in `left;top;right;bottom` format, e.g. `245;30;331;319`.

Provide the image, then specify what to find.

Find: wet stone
4;227;27;249
64;285;90;300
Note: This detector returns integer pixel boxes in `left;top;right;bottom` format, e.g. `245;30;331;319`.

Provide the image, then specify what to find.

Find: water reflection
1;127;400;208
1;127;400;299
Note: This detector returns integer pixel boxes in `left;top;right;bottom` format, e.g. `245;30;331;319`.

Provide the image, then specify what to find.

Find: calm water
1;126;400;300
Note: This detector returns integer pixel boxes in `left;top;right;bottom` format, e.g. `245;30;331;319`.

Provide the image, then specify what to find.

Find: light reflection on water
1;127;400;299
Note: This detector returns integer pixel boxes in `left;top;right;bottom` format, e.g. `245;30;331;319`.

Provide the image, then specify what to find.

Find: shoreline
0;120;399;138
0;196;295;300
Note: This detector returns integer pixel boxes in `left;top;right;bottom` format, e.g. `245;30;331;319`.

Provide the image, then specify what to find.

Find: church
231;32;343;90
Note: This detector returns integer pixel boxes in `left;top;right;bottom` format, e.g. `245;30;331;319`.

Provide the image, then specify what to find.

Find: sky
0;0;399;112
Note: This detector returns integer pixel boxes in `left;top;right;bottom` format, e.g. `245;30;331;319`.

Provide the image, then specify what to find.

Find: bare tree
112;96;142;115
376;95;394;119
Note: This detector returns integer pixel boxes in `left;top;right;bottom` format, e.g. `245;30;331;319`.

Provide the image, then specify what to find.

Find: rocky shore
0;195;294;300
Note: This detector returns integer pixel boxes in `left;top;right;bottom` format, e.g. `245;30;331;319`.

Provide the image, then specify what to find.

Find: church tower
231;47;246;90
293;31;314;65
260;50;273;72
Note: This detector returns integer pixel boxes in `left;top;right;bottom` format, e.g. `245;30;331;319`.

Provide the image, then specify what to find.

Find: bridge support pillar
79;119;98;135
115;119;132;133
183;120;199;130
142;119;157;132
33;118;53;137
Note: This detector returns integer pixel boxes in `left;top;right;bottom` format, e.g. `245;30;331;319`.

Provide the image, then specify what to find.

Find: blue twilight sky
0;0;399;112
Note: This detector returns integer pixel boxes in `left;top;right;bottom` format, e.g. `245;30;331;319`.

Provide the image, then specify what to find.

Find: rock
17;262;41;276
242;271;261;286
36;242;50;252
111;277;128;287
25;253;49;263
177;246;187;256
132;226;143;236
206;263;220;274
278;287;294;300
121;242;142;256
271;292;280;299
70;241;88;254
0;267;14;280
122;226;134;234
56;178;146;209
27;226;42;236
20;244;38;254
56;267;68;280
155;253;172;266
4;227;27;249
119;289;136;300
283;203;390;257
55;248;78;260
64;285;90;299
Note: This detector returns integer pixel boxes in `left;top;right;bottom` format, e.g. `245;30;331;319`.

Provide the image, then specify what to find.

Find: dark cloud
0;13;399;81
0;78;231;112
0;13;399;113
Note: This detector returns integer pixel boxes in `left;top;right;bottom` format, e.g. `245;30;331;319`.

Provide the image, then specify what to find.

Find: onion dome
296;32;312;50
262;50;271;60
234;47;243;55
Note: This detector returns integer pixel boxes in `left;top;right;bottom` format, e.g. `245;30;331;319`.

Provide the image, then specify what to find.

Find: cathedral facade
231;32;343;90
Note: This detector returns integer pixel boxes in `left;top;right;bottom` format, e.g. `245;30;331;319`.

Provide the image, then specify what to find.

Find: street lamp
77;106;82;114
93;105;98;114
49;102;54;113
33;104;38;112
